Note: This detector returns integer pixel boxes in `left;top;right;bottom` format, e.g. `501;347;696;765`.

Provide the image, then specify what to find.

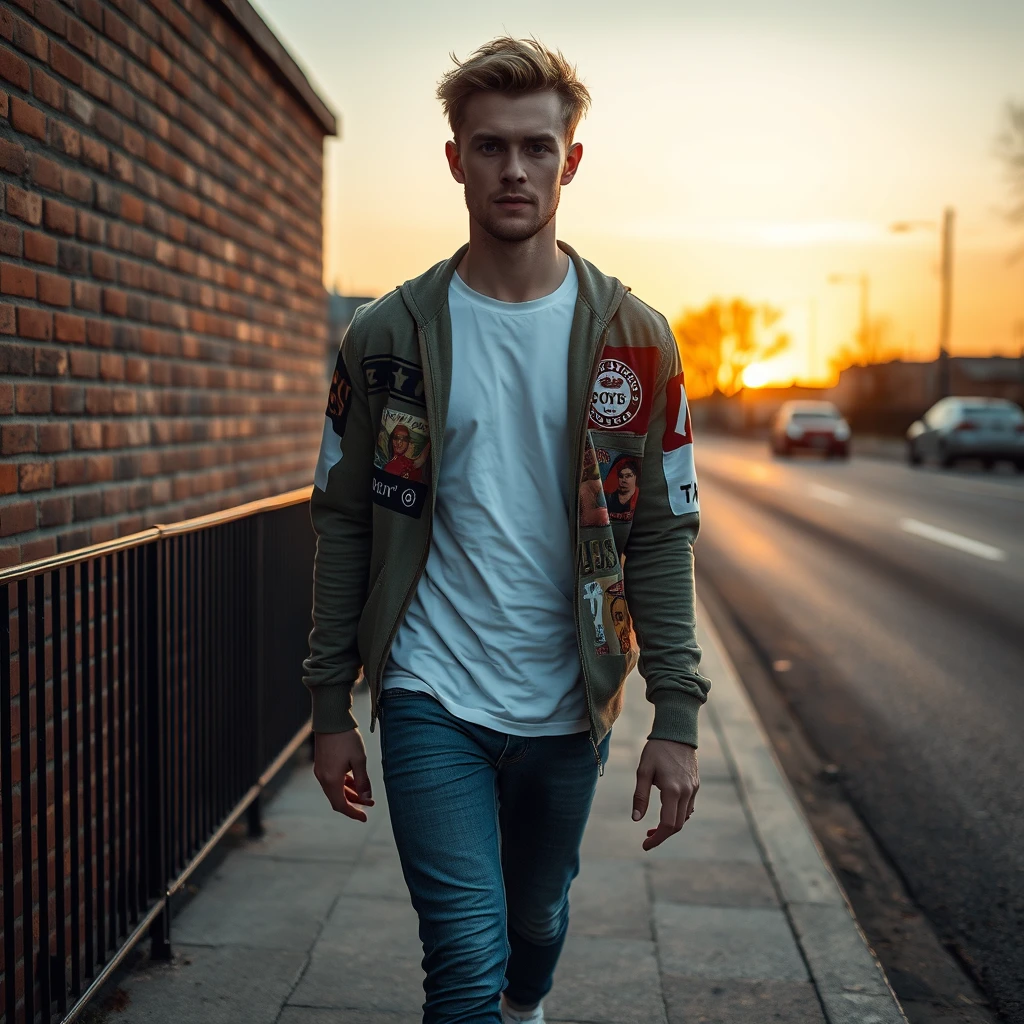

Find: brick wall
0;0;337;570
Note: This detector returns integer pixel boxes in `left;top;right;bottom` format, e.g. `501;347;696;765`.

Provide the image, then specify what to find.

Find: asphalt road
693;435;1024;1023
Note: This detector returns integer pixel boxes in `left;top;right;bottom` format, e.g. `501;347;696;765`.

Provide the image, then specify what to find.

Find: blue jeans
379;688;609;1024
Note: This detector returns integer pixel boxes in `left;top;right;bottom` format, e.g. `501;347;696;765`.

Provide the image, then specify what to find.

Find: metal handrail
0;487;313;585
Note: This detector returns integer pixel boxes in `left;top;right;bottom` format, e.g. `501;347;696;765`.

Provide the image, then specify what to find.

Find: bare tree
996;99;1024;261
829;315;898;374
672;299;790;398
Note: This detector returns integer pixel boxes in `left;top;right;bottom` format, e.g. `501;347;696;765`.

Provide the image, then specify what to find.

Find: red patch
589;346;660;433
662;371;693;452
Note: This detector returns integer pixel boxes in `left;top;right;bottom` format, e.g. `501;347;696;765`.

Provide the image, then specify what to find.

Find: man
303;37;709;1024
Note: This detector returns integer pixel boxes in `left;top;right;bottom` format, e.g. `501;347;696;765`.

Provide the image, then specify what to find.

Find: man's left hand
632;739;699;851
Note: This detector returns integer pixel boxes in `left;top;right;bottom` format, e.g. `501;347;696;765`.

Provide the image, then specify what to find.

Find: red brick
102;288;126;316
34;0;67;36
84;386;110;414
15;383;51;413
54;457;86;486
77;210;104;244
81;63;108;101
85;317;110;345
80;0;103;31
73;280;99;312
72;421;101;449
0;382;11;414
6;186;42;225
19;462;54;492
0;464;16;495
62;168;93;204
70;349;96;377
120;193;144;224
0;223;21;257
0;302;16;334
80;135;107;171
0;544;22;567
31;68;63;110
39;495;72;526
12;16;47;61
29;152;62;192
44;199;76;235
20;536;57;560
0;47;30;90
99;353;124;380
37;424;70;453
0;501;36;536
33;346;67;375
53;312;85;342
51;383;84;414
112;389;136;414
24;231;57;265
0;90;6;118
0;138;27;174
37;272;71;306
10;96;46;140
1;263;36;298
147;44;170;80
96;39;123;79
67;18;97;59
17;306;51;339
85;454;113;482
1;423;36;455
90;250;116;281
49;42;83;85
125;357;148;383
49;120;81;159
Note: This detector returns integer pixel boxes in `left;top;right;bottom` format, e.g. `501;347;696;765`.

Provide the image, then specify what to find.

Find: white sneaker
501;997;545;1023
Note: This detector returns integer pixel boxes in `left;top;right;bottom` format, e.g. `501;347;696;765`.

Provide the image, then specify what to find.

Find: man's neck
456;221;568;303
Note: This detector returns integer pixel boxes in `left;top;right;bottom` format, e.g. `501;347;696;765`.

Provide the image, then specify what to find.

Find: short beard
465;186;560;244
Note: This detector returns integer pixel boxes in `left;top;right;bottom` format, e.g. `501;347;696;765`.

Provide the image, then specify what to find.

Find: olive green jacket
302;242;710;756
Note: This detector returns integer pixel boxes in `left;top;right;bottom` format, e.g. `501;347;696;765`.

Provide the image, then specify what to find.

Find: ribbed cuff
308;684;358;734
648;691;703;748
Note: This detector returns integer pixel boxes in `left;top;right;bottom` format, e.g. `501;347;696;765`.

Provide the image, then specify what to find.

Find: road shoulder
698;601;909;1024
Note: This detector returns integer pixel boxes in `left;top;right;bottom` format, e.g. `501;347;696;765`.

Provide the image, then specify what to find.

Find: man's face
392;429;409;453
445;90;582;244
618;467;636;496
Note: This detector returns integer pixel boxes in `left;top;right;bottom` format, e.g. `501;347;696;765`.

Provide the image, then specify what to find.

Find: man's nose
500;153;527;183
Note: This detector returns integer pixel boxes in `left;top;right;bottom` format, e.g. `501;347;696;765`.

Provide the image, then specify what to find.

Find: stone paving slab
99;603;906;1024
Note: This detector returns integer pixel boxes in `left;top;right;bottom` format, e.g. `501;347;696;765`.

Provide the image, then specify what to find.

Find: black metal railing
0;488;316;1024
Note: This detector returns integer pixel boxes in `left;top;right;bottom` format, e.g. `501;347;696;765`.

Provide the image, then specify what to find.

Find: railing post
248;517;267;839
144;542;171;961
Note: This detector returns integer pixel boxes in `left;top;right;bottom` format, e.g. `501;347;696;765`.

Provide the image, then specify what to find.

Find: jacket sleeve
301;309;375;733
622;326;710;748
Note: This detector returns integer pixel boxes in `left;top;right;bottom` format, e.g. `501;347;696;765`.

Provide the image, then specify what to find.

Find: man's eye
480;142;499;153
528;145;549;154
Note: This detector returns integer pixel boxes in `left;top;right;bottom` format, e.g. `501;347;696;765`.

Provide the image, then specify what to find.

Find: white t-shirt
382;260;588;736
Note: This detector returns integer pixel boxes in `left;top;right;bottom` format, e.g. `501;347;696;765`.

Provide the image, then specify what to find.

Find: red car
770;401;851;458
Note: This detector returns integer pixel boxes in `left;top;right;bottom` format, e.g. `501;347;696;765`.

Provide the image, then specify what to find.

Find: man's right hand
313;729;374;822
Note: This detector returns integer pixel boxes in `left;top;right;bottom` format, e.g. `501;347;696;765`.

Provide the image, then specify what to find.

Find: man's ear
445;140;466;184
561;141;583;186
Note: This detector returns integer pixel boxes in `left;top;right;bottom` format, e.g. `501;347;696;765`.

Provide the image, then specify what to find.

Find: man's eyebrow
467;131;560;146
523;133;559;145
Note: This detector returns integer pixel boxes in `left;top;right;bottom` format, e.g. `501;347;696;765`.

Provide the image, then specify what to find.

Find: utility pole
937;207;955;398
807;297;818;383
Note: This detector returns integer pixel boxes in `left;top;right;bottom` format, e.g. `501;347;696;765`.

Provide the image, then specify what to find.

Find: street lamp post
890;207;956;399
827;272;870;355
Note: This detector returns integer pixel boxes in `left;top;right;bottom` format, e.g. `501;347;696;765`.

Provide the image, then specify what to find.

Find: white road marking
899;518;1006;562
809;484;851;507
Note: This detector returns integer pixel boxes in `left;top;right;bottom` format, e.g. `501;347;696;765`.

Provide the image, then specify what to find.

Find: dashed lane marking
809;484;852;507
899;518;1007;562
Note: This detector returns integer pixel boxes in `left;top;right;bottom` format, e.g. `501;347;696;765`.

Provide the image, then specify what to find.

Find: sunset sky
256;0;1024;385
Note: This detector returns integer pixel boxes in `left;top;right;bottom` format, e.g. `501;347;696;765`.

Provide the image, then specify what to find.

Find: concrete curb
697;601;909;1024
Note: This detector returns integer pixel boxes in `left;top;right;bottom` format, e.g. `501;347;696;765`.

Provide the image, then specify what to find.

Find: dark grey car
906;397;1024;469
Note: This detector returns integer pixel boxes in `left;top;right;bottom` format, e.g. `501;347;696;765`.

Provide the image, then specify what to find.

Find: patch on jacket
582;575;632;656
579;536;619;576
362;354;426;407
314;350;353;490
372;408;430;517
596;446;642;522
589;347;659;432
662;371;699;515
579;437;610;527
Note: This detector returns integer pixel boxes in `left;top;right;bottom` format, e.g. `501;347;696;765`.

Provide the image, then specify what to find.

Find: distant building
690;356;1024;436
326;291;375;381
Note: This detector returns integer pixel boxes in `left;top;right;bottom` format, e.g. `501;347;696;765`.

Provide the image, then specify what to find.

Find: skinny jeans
379;688;609;1024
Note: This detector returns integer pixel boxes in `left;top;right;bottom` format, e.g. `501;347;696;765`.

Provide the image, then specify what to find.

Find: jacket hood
398;241;629;328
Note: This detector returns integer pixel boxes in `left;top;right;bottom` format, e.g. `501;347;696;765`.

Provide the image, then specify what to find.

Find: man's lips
495;196;534;205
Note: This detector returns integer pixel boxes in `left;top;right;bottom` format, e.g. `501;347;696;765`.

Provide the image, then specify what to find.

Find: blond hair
437;37;591;143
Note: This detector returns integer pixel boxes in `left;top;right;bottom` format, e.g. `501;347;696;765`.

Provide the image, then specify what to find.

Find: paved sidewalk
103;608;907;1024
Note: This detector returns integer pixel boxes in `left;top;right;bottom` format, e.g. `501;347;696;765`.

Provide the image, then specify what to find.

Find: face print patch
589;347;660;433
314;350;353;491
372;408;431;518
596;447;642;523
582;575;632;656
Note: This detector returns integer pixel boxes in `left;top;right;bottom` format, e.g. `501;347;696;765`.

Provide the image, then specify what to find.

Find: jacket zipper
369;326;438;734
574;325;611;776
